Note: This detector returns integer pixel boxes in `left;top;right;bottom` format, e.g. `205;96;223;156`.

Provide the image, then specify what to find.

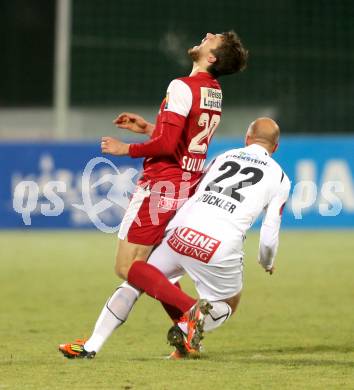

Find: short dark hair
208;31;248;78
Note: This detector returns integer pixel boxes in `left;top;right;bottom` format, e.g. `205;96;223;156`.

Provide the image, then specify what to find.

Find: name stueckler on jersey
197;192;237;214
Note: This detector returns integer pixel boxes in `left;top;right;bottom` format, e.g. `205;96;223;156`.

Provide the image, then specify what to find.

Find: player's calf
114;238;153;279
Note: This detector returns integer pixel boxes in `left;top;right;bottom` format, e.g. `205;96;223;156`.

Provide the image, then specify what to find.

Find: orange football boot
167;299;212;358
167;349;188;360
58;338;96;359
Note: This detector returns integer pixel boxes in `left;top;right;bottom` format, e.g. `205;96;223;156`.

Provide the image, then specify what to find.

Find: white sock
203;301;232;332
84;282;141;353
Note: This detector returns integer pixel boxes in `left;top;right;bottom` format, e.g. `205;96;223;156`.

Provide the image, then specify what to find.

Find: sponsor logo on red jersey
157;196;179;211
167;227;221;263
200;87;222;112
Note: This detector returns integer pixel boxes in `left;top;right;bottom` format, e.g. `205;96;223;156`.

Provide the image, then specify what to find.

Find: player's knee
114;239;151;280
114;262;130;280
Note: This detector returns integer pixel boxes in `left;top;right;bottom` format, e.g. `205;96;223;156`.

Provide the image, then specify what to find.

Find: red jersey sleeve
129;114;185;158
128;80;192;159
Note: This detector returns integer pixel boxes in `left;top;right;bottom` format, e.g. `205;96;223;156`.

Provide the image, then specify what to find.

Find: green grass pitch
0;231;353;390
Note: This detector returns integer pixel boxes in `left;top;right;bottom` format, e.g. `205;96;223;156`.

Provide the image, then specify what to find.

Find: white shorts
148;226;244;301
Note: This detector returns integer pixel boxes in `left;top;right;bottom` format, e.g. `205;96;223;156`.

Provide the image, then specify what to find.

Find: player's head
188;31;248;77
245;117;280;154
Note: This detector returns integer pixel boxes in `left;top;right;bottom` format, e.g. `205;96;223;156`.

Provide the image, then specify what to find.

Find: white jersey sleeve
258;175;291;270
164;79;192;117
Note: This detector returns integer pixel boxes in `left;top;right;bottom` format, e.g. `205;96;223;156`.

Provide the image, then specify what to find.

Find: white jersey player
150;132;290;300
147;117;290;357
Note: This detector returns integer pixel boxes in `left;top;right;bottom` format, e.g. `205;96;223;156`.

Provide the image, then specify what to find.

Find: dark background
1;0;353;133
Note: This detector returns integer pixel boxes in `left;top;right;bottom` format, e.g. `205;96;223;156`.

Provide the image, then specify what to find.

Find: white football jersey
146;143;291;301
168;143;291;247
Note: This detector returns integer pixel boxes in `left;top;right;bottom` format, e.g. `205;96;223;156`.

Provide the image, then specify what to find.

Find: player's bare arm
113;112;155;136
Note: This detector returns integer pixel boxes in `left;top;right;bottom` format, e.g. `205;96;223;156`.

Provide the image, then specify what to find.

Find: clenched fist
101;137;130;156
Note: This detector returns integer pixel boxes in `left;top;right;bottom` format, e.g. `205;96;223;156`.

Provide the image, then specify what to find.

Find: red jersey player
112;73;223;250
59;31;248;359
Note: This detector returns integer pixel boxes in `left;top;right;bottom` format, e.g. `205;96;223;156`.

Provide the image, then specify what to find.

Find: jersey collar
195;72;214;79
247;143;270;157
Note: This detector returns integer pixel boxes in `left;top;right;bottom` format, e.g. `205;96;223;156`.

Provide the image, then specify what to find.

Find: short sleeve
164;79;193;117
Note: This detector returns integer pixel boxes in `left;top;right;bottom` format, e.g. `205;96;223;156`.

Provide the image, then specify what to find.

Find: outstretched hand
113;112;149;134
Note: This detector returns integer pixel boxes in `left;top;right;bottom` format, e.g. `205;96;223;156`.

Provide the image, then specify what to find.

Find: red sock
160;281;184;323
128;261;196;313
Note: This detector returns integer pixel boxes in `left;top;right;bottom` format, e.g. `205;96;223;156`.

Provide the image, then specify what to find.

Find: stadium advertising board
1;137;353;230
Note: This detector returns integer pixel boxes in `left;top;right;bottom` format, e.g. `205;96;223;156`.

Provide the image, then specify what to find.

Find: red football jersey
133;72;222;194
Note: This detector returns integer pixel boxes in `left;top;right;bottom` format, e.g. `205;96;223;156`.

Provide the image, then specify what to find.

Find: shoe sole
167;326;188;356
199;300;213;315
189;300;213;350
167;326;201;359
167;300;213;358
